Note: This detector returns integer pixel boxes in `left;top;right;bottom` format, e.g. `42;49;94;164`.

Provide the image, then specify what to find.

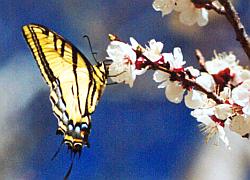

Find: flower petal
232;82;250;107
165;81;185;103
191;108;214;124
217;125;230;148
196;73;215;92
242;104;250;116
152;0;175;16
184;90;207;109
185;66;200;77
214;104;232;120
197;8;208;26
153;70;169;83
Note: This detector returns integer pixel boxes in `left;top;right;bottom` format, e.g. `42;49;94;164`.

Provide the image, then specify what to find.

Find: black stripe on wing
22;25;57;85
26;23;93;67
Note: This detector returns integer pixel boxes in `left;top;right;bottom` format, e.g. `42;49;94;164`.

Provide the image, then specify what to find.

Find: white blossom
185;90;207;109
152;0;176;16
232;79;250;116
205;52;250;85
144;39;164;62
153;70;170;87
153;70;185;103
106;40;138;87
152;0;209;26
166;47;186;70
191;108;230;148
189;77;233;148
184;73;215;109
214;104;233;120
152;47;186;103
196;72;215;92
205;52;238;74
165;81;185;103
175;0;208;26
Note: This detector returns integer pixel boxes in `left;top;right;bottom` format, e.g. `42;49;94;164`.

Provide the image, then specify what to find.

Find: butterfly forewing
22;24;92;86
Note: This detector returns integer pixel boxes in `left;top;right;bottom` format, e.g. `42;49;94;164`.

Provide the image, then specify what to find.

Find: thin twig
191;0;226;14
195;49;206;72
183;78;223;104
218;0;250;60
204;2;226;15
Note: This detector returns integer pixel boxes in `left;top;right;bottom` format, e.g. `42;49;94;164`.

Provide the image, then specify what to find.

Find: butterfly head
57;116;91;152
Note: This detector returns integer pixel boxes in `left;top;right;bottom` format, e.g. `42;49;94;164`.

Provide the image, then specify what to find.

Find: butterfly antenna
83;35;98;64
51;140;64;161
64;153;75;180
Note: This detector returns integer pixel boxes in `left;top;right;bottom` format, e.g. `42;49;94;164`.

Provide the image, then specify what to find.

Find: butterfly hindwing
22;23;108;152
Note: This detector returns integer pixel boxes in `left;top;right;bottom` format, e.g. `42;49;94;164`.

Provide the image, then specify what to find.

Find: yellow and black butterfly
22;24;108;153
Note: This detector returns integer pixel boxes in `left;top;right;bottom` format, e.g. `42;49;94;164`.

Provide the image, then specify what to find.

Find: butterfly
22;24;108;154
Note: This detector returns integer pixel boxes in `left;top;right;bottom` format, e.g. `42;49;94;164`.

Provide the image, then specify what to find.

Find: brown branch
185;78;223;104
217;0;250;60
204;2;226;15
191;0;226;14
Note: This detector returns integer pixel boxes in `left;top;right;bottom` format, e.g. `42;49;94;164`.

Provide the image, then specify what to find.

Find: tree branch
218;0;250;60
148;60;224;104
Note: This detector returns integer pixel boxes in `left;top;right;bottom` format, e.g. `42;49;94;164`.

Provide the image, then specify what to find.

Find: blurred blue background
0;1;250;179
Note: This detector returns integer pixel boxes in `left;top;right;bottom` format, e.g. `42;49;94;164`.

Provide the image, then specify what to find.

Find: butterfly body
22;24;108;152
